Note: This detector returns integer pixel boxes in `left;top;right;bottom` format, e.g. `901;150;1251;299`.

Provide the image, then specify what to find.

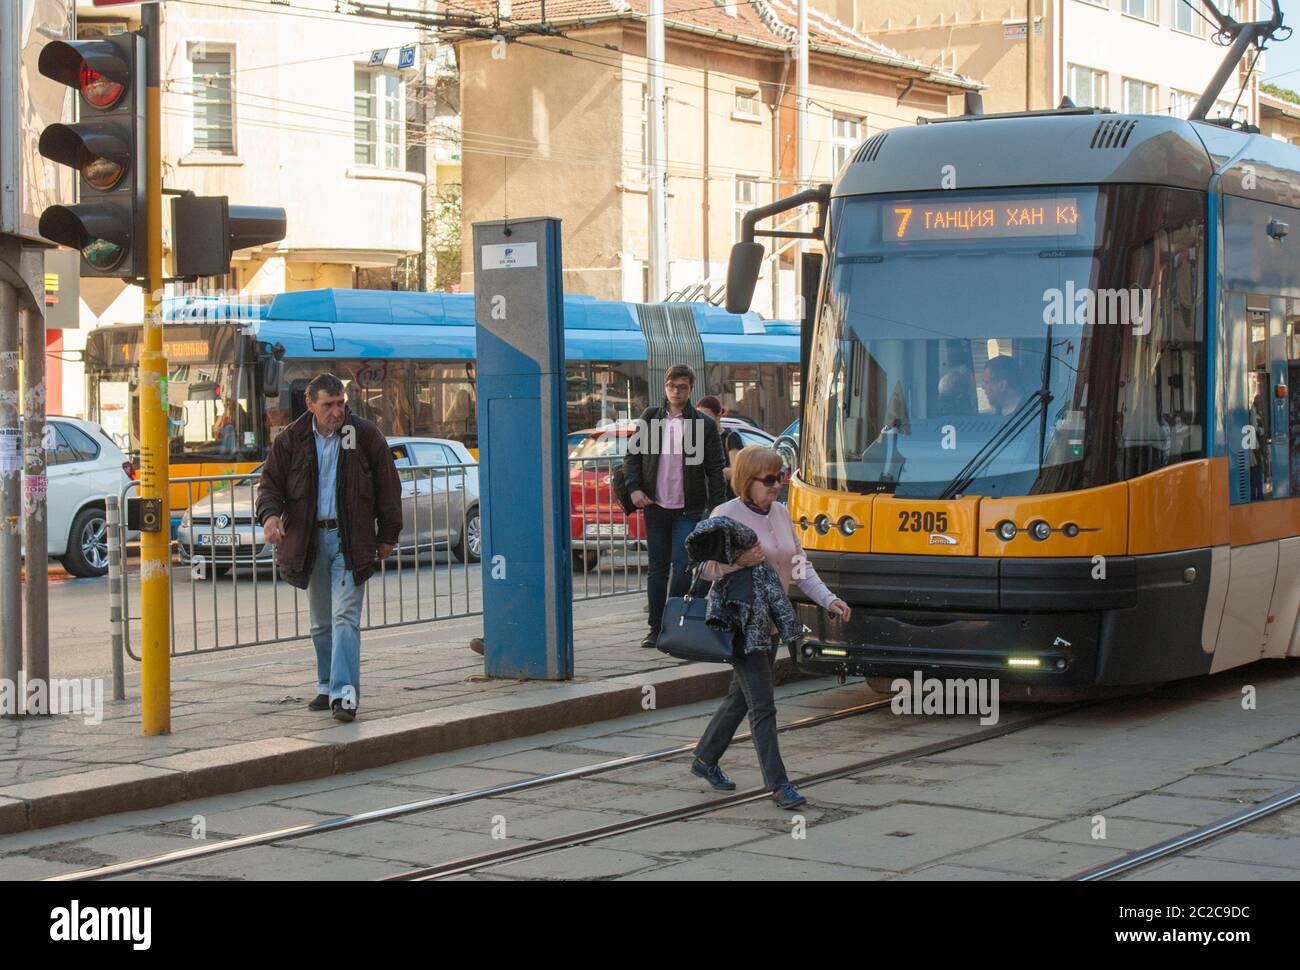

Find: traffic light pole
0;281;21;715
22;294;49;700
139;2;169;736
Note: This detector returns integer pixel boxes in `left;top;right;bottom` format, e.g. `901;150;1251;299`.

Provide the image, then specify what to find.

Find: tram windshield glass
803;185;1206;497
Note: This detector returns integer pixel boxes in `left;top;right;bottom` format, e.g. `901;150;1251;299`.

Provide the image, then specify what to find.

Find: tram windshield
803;185;1206;497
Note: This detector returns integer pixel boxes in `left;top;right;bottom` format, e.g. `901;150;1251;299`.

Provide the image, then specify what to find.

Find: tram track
386;703;1085;881
1069;782;1300;881
48;688;897;881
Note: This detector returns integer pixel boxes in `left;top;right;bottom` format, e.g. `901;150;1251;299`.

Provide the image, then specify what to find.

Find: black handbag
656;569;737;663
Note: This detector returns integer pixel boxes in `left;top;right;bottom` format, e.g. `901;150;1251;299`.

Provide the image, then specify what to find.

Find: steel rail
1070;782;1300;881
389;704;1083;881
49;693;895;881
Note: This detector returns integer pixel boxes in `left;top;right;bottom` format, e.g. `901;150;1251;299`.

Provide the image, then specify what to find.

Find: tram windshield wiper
937;388;1051;500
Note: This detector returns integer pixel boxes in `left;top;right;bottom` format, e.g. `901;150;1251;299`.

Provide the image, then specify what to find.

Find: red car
568;423;646;570
567;418;777;570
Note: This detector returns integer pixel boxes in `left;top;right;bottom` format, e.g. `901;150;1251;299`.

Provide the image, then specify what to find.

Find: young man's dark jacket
622;400;726;515
255;409;403;589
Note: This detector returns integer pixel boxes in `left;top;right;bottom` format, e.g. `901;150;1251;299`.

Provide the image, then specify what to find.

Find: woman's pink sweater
697;499;837;610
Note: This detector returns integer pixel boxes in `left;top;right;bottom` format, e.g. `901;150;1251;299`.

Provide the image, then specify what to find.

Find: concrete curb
0;657;799;836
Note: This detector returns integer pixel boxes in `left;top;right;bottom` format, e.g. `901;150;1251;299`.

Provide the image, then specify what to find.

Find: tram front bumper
791;548;1213;688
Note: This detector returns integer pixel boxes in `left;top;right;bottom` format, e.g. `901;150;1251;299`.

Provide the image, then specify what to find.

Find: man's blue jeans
308;527;365;709
644;504;701;635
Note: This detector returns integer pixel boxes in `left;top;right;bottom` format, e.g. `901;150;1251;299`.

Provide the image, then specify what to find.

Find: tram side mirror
262;357;283;398
725;241;765;314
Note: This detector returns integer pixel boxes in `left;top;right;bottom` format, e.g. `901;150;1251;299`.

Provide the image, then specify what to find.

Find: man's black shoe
331;699;356;723
641;630;660;649
308;694;330;711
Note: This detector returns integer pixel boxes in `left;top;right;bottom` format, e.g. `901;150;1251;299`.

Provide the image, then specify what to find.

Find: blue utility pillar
472;218;574;679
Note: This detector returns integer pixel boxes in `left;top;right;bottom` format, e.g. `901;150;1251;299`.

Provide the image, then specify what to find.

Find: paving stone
600;819;768;855
740;803;1055;871
945;836;1126;877
1035;816;1193;851
156;843;411;880
1183;831;1300;869
1155;773;1295;802
1103;793;1246;826
1125;856;1300;881
889;864;1037;881
475;844;661;880
623;849;889;881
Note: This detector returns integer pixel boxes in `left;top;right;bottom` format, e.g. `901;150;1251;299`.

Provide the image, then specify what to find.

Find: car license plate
198;533;240;545
586;523;626;537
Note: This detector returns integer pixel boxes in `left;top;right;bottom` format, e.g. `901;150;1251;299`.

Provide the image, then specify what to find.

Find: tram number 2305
898;510;949;533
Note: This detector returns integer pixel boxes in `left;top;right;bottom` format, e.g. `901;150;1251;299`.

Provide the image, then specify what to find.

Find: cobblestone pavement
3;658;1297;881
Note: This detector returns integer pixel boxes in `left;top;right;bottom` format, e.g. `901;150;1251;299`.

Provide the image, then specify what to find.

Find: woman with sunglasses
690;445;852;810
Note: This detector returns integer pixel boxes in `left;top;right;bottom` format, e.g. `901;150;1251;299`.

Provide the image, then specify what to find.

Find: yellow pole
139;3;169;735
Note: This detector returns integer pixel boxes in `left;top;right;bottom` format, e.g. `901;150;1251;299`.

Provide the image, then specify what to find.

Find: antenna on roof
1190;1;1290;122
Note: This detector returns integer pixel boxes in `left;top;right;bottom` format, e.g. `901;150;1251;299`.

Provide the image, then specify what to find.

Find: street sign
399;45;416;70
369;49;388;66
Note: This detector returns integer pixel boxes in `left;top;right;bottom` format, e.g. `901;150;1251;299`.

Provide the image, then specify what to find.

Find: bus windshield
803;184;1206;498
86;323;262;463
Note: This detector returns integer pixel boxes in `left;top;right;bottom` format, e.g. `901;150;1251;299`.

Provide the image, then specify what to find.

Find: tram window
1289;360;1300;494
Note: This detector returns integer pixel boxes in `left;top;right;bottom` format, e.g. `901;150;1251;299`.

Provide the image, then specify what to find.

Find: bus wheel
572;550;599;572
453;506;481;563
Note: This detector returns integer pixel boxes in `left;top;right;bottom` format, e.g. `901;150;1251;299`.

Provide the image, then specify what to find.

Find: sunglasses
756;472;789;487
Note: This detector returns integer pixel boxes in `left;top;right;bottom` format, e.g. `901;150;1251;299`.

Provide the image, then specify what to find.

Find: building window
1170;89;1199;118
1068;65;1107;108
734;177;759;241
354;67;404;169
191;45;234;155
1175;0;1206;35
1122;0;1156;21
734;87;760;120
1122;78;1157;114
639;85;668;181
1213;99;1248;124
830;114;863;175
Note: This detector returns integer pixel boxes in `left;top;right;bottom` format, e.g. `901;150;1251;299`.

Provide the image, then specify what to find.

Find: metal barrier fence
113;456;648;659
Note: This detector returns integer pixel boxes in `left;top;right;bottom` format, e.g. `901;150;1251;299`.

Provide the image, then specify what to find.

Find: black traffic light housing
171;195;288;280
37;34;148;280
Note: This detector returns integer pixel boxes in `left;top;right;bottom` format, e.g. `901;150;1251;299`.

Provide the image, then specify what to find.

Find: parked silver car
176;436;481;570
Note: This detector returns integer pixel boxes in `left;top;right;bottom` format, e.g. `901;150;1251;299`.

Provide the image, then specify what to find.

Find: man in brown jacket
256;373;402;722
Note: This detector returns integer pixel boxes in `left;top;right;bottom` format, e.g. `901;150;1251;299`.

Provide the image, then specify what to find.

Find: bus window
414;361;477;446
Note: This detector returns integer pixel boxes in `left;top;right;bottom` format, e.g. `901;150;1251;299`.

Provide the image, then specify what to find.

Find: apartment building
55;0;453;415
1261;83;1300;143
842;1;1260;122
451;0;977;319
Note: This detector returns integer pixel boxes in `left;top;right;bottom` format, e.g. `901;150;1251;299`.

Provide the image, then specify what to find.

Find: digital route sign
886;198;1080;241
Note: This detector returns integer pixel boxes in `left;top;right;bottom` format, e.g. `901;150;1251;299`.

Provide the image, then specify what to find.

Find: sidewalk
0;597;777;835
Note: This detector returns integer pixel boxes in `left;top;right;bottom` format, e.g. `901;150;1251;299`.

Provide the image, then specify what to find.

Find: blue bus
84;289;801;493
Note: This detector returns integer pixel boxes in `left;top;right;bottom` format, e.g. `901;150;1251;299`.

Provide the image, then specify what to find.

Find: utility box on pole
472;217;574;680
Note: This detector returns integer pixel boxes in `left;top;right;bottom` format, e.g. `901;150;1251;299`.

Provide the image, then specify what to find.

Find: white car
19;416;137;578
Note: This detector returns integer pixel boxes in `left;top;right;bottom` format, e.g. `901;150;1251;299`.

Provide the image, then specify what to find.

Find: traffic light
171;196;288;280
36;33;147;280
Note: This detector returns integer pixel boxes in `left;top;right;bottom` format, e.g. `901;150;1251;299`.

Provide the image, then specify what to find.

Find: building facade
55;0;451;416
845;0;1260;123
453;0;976;320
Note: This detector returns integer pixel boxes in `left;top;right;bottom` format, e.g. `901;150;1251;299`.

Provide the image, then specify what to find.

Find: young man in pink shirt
623;364;727;649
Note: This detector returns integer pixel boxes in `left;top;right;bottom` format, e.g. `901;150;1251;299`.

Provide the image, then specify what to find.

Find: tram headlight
814;514;832;535
1028;520;1052;542
995;520;1018;542
1061;522;1080;539
837;515;860;537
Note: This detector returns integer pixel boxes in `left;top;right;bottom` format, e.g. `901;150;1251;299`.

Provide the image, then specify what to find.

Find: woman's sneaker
690;758;737;791
772;783;807;810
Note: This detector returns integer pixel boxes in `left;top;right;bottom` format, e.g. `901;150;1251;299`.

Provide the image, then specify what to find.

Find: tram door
1213;293;1282;671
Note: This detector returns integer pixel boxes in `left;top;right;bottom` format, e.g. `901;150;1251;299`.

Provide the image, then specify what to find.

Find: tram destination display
885;197;1080;241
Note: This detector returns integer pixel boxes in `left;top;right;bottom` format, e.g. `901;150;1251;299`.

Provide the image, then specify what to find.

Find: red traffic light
80;62;125;109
